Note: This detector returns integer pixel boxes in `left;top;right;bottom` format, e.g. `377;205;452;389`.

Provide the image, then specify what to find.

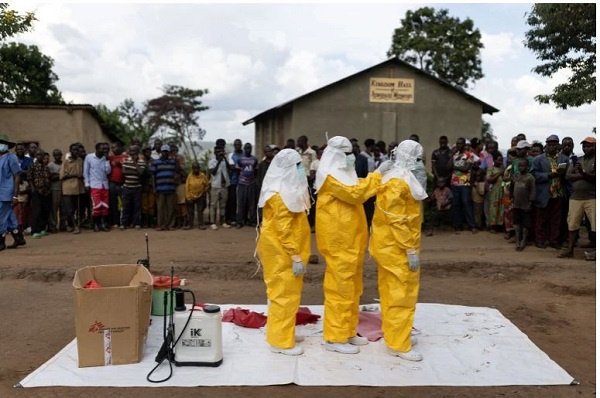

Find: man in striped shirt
120;145;146;229
151;145;177;231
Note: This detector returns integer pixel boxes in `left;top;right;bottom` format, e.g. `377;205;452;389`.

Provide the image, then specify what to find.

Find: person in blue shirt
151;145;178;231
235;142;258;228
0;135;26;251
13;142;33;232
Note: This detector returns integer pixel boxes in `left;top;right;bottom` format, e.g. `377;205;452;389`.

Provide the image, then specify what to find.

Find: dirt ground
0;225;595;398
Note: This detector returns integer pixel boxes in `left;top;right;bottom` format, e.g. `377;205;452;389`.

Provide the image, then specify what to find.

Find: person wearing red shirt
108;141;127;228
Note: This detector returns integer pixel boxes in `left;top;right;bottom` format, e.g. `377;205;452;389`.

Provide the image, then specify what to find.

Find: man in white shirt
83;142;112;232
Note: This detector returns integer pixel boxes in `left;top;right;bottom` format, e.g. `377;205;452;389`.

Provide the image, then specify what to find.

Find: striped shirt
122;157;146;189
151;158;176;193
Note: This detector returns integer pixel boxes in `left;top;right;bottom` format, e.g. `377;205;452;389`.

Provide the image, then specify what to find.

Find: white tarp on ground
18;303;575;388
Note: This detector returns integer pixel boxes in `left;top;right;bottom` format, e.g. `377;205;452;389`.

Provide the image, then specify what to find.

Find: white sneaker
348;335;368;346
325;342;360;354
210;224;218;230
221;223;231;229
270;345;303;356
295;335;305;343
411;336;418;346
388;348;423;361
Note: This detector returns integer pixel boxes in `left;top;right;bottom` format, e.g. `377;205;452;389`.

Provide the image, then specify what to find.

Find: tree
524;3;596;109
0;42;63;103
0;5;63;104
144;85;209;162
387;7;484;89
96;99;157;146
481;119;496;141
0;4;36;41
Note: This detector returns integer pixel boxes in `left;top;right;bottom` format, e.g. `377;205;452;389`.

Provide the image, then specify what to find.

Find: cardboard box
73;264;153;367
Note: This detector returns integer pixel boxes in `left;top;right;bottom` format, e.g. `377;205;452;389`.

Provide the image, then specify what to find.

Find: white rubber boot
348;335;368;346
270;345;304;356
325;342;360;354
388;348;423;362
294;335;305;343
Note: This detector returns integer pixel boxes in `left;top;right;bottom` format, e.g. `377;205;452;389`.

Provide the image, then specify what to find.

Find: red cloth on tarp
222;307;267;328
296;306;321;325
221;306;321;329
356;311;383;342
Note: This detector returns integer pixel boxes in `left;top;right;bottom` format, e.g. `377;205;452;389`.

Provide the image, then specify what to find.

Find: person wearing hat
532;135;570;249
559;137;595;258
0;134;27;251
507;140;535;180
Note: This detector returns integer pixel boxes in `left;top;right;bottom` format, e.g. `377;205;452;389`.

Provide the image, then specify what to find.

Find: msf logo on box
190;328;203;337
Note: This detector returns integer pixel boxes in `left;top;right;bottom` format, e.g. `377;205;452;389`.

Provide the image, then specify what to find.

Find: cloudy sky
10;2;597;150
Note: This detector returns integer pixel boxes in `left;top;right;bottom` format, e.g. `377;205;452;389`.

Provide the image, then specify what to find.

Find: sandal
557;251;573;258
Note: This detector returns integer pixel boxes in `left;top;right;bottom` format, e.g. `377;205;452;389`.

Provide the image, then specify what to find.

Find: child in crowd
486;152;505;233
425;177;453;236
185;161;210;230
502;149;517;241
170;145;188;229
471;169;486;229
530;142;543;158
141;146;156;228
511;158;536;251
28;150;52;238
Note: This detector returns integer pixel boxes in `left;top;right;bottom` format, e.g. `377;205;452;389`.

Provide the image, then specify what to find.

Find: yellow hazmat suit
316;172;381;343
369;140;427;353
257;149;311;350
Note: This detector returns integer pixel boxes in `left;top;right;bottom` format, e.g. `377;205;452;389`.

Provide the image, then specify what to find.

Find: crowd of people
427;133;595;259
0;131;595;260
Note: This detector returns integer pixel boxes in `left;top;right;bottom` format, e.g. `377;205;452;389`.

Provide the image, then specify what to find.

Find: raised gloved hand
376;160;394;175
291;255;306;276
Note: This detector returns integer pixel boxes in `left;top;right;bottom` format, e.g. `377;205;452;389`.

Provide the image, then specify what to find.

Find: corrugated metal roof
242;58;499;125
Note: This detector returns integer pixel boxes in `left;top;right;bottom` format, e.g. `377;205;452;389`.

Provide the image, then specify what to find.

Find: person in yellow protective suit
257;148;311;356
315;136;393;354
370;140;428;361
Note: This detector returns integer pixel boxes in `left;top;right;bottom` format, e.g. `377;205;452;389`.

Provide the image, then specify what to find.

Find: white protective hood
257;148;311;213
315;136;358;192
382;140;429;200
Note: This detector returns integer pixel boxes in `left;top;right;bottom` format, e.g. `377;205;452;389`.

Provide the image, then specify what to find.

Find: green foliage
0;4;36;41
387;7;484;89
481;120;496;141
118;99;156;145
0;42;63;103
144;85;209;162
96;99;157;146
524;3;596;108
198;149;212;174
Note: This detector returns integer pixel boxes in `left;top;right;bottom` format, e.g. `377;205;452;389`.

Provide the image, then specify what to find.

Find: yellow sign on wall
369;78;415;103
